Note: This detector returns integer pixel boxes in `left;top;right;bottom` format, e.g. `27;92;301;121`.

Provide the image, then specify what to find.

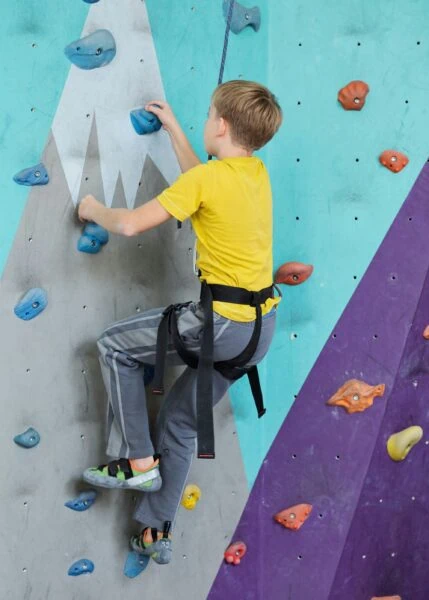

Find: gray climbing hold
223;0;261;34
64;30;116;70
14;288;48;321
13;162;49;186
14;427;40;448
68;559;94;576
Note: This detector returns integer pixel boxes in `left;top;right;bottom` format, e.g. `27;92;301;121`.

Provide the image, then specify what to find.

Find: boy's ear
217;116;227;137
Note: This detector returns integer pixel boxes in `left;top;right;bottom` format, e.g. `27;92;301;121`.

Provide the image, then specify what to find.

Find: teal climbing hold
13;163;49;186
65;490;97;512
68;559;94;576
64;30;116;70
123;551;150;578
78;223;109;254
14;427;40;449
84;223;109;245
14;288;48;321
223;0;261;34
130;108;162;135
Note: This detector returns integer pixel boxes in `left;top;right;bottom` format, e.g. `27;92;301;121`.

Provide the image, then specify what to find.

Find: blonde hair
212;80;282;150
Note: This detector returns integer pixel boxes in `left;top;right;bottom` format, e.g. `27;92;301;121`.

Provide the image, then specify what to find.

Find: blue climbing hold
83;223;109;246
14;427;40;449
64;30;116;70
123;551;150;578
68;559;94;576
13;163;49;186
130;109;162;135
77;235;101;254
223;0;261;34
65;490;97;512
83;0;100;3
14;288;48;321
144;364;155;387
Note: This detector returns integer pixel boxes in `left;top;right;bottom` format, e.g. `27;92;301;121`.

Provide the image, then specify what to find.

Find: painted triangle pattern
208;162;429;599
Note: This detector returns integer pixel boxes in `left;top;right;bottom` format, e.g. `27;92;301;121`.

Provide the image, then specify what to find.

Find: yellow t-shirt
157;156;281;322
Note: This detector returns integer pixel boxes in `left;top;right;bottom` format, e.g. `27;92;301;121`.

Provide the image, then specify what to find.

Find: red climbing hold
274;503;312;531
338;80;370;111
275;262;314;286
379;150;409;173
326;379;385;414
224;541;247;565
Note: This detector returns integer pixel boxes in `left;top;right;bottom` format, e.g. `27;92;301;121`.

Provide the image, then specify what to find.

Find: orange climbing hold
379;150;409;173
274;503;312;531
224;541;247;565
423;325;429;339
275;262;314;286
338;80;370;110
371;596;401;600
326;379;385;414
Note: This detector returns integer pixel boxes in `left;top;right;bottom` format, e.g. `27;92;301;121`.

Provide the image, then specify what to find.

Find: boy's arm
145;101;201;173
78;195;171;236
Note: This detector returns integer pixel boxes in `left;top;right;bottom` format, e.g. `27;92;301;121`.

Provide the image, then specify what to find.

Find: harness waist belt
152;281;275;459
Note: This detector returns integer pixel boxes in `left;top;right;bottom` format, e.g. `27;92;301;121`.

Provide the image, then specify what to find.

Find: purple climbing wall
208;162;429;599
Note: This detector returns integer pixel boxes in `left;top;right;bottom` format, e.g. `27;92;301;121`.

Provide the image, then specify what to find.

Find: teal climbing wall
0;3;89;273
149;0;429;485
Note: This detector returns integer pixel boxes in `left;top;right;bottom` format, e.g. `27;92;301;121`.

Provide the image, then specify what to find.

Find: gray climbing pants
97;301;277;531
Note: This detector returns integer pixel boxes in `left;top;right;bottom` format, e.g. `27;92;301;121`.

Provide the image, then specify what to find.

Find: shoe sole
82;467;162;492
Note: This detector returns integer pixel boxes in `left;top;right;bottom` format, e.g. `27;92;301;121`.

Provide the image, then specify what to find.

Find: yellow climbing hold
387;426;423;462
181;484;202;510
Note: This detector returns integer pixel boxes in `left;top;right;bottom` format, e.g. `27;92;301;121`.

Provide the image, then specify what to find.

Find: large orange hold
371;596;401;600
275;262;314;286
224;541;247;565
274;503;312;531
423;325;429;340
379;150;409;173
326;379;385;414
338;80;369;110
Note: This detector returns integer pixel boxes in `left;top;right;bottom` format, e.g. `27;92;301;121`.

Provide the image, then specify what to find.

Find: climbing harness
152;280;280;459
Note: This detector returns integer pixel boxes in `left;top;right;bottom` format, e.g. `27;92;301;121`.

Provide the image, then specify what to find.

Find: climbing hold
13;427;40;449
275;262;314;286
130;108;162;135
83;0;100;3
274;504;312;531
371;596;401;600
181;484;202;510
387;426;423;462
77;235;101;254
143;364;155;387
123;551;150;578
326;379;385;414
423;326;429;340
338;80;370;111
379;150;409;173
224;541;247;565
223;0;261;34
13;162;49;186
64;30;116;70
83;223;109;245
64;490;97;512
68;559;94;576
14;288;48;321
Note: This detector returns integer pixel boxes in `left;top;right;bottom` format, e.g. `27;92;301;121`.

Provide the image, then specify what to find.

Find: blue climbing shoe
130;522;172;565
83;457;162;492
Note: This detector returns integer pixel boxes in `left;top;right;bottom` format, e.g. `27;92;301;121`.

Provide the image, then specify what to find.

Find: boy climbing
78;80;283;565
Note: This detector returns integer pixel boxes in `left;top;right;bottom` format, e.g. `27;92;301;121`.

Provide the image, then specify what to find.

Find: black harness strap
152;281;275;460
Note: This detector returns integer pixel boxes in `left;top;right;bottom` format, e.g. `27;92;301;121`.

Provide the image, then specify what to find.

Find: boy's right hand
145;101;179;135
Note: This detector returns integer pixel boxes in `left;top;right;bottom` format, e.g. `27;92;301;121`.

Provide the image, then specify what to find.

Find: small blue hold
14;427;40;449
68;559;94;576
83;0;100;3
123;551;150;578
223;0;261;34
78;235;101;254
13;163;49;187
83;223;109;246
65;30;116;70
14;288;48;321
143;364;155;387
65;490;97;512
130;108;162;135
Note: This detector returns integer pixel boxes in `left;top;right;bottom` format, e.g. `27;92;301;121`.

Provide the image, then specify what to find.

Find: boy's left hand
78;194;101;223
